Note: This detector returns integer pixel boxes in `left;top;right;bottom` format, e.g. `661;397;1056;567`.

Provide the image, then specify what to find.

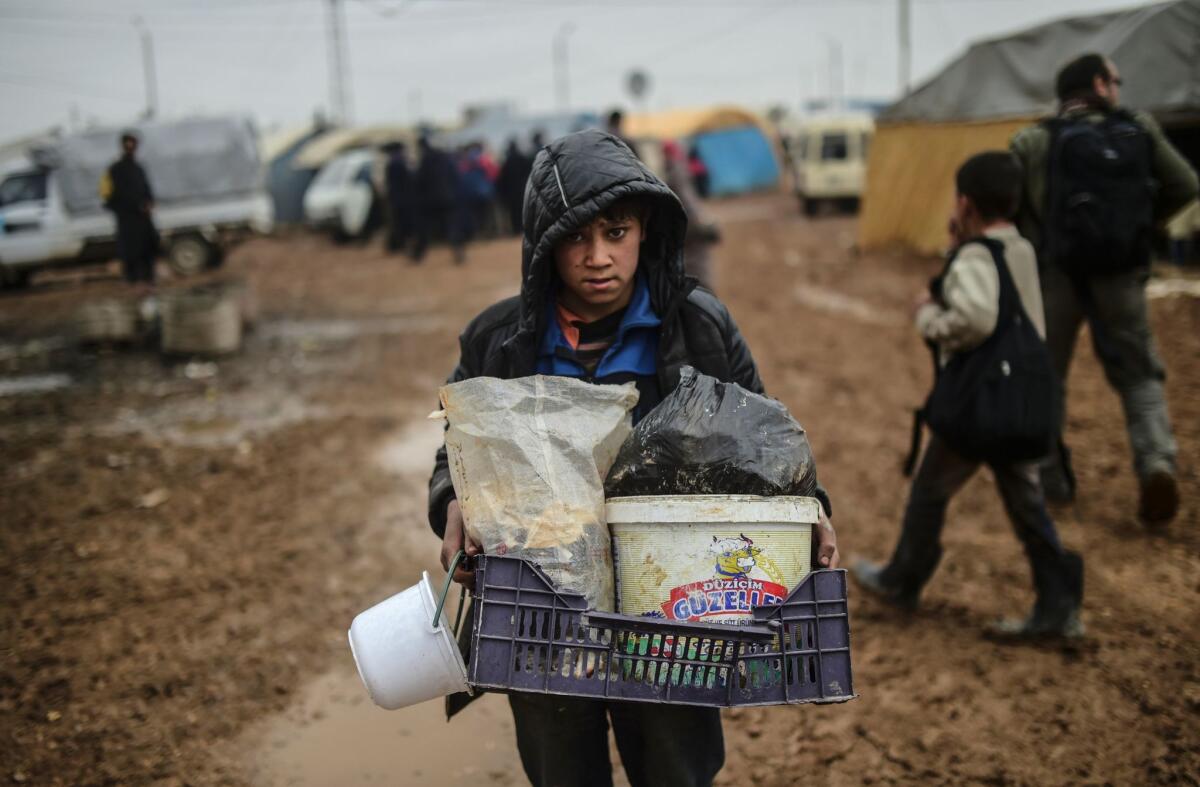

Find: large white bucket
607;495;819;625
348;571;469;710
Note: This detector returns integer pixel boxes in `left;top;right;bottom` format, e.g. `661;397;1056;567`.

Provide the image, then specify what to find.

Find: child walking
852;152;1084;639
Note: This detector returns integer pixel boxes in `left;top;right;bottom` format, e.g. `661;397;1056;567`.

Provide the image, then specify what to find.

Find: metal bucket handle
432;549;468;636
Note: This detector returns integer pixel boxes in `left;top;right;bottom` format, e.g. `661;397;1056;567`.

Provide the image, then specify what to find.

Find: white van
303;148;380;242
0;117;273;288
784;115;874;216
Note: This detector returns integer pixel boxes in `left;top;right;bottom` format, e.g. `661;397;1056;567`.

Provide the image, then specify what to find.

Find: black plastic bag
605;366;819;498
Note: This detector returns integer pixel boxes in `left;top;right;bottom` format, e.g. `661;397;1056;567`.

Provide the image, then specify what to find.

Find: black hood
517;129;689;338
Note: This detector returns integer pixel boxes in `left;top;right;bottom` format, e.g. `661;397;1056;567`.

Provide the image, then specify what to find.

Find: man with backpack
1010;54;1198;525
853;152;1084;640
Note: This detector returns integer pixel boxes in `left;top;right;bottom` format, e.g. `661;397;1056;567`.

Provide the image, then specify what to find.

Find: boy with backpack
1010;54;1198;525
852;152;1084;640
428;129;839;787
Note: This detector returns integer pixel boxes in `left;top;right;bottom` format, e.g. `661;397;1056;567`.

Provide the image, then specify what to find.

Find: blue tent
692;125;780;196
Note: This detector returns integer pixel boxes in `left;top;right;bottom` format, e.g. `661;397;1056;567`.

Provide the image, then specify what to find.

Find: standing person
100;131;159;289
1010;54;1198;525
662;139;720;290
853;152;1084;639
605;109;640;160
411;136;460;263
428;129;839;787
383;142;413;254
496;137;532;235
688;144;710;199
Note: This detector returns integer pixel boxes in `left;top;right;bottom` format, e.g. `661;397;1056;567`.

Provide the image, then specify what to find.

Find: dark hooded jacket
427;129;826;537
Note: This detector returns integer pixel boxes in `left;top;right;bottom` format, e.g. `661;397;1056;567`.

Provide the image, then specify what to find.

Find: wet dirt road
2;196;1198;785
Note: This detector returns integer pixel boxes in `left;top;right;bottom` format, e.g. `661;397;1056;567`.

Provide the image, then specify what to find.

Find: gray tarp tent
881;0;1200;125
862;0;1200;254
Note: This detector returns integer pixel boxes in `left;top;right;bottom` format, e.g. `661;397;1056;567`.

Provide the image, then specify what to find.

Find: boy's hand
441;499;481;589
814;511;840;569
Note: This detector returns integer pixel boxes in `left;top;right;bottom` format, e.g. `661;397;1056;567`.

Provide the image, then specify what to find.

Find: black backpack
905;238;1059;473
1043;109;1155;276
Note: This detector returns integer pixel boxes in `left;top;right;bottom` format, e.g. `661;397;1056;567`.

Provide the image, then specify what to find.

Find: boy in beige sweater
854;152;1084;639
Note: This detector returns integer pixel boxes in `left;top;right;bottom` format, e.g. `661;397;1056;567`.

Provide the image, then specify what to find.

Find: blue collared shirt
536;274;661;380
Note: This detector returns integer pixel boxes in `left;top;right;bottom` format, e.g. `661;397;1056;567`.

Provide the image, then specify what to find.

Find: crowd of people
375;110;721;277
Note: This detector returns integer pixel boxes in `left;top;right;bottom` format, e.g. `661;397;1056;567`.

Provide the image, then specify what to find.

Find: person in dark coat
101;131;159;287
495;137;532;235
383;142;413;254
411;136;460;263
427;129;840;787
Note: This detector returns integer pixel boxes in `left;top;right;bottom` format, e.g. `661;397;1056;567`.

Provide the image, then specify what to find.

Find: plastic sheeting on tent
31;116;263;217
262;125;326;225
627;106;779;196
625;107;767;139
861;0;1200;255
881;0;1200;126
291;126;420;170
861;119;1031;254
693;127;780;196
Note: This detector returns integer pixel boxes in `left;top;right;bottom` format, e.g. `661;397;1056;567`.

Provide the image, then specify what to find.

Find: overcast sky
0;0;1153;142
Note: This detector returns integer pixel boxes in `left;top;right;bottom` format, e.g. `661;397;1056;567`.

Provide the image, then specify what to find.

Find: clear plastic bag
440;375;639;612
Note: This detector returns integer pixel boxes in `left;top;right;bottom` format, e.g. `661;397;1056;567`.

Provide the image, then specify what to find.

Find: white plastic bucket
348;571;469;710
607;495;818;625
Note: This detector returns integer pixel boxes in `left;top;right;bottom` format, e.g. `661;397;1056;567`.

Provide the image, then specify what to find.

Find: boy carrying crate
426;129;839;787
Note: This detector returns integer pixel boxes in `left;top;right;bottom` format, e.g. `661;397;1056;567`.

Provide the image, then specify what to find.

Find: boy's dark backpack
905;238;1059;473
1043;110;1155;276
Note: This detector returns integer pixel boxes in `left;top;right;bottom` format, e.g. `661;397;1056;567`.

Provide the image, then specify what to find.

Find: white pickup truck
0;116;273;288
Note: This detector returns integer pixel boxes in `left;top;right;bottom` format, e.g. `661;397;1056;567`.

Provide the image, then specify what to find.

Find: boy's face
553;214;642;320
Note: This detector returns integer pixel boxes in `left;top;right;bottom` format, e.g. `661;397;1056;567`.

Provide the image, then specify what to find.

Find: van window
820;133;849;161
0;170;48;207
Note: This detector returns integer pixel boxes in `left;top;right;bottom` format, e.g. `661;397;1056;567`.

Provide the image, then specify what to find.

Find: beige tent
625;106;769;139
860;0;1200;255
291;126;422;169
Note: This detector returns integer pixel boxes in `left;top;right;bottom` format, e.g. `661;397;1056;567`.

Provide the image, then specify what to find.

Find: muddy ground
2;194;1198;786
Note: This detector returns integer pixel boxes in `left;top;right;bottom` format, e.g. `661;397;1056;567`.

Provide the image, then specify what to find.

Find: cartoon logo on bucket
660;534;789;622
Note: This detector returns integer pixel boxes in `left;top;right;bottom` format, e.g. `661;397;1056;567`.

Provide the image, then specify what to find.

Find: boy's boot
850;559;920;612
988;549;1084;640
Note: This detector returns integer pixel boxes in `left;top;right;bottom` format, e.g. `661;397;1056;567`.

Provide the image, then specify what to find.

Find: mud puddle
259;316;447;343
239;665;523;786
793;284;903;326
0;372;73;396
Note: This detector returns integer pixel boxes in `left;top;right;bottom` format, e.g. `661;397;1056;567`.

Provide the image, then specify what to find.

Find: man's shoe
849;560;918;611
1138;469;1179;528
985;609;1084;641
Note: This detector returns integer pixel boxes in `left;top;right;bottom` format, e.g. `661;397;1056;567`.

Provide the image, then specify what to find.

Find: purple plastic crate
468;555;855;707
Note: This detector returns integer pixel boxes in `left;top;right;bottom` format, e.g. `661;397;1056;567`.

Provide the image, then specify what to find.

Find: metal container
607;495;818;625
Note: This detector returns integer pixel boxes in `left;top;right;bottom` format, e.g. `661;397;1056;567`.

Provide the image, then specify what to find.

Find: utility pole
553;22;575;112
822;35;843;112
898;0;912;96
326;0;352;125
132;17;158;119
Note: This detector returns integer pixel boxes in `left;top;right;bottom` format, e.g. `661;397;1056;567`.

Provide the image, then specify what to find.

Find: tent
627;106;780;196
261;125;328;225
291;126;421;170
860;0;1200;255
